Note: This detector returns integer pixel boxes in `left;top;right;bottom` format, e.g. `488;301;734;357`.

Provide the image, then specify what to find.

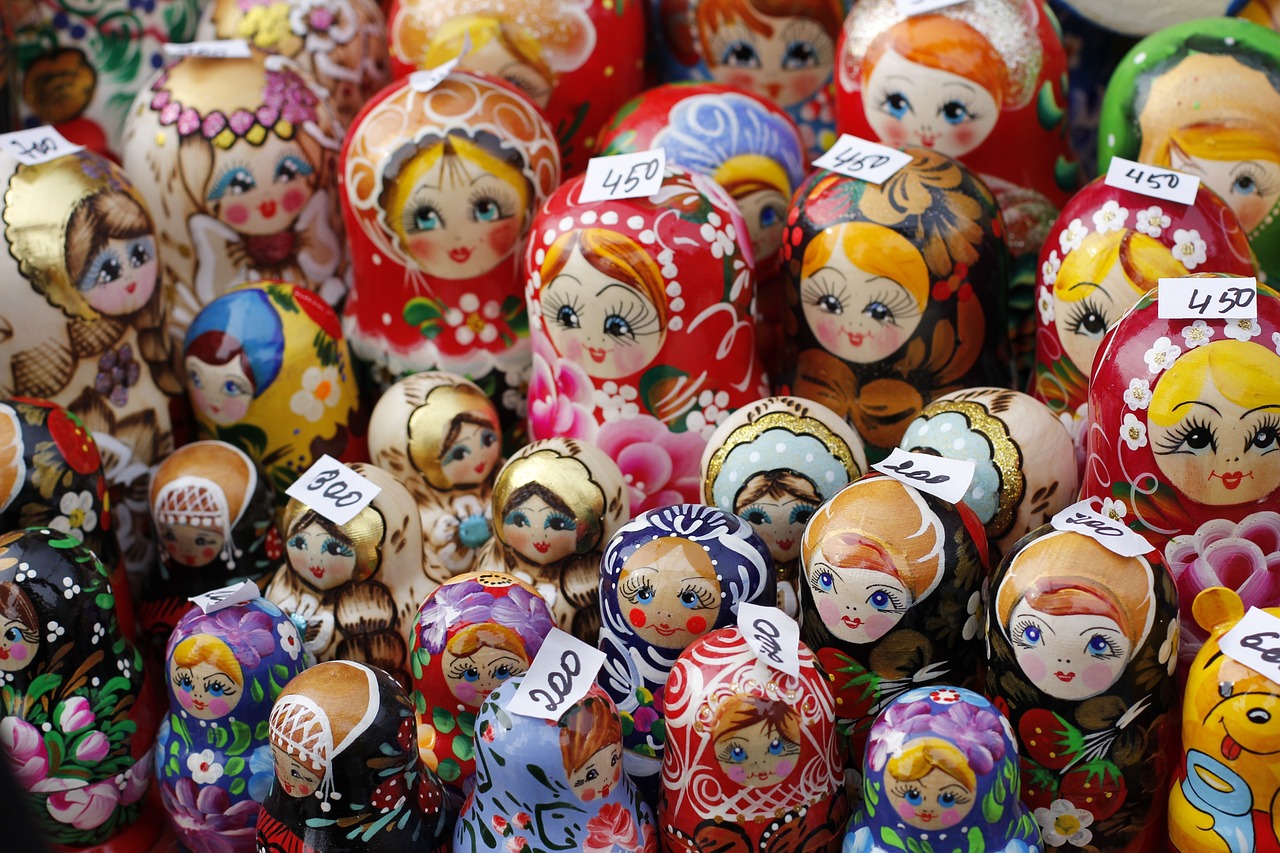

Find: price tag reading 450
1219;607;1280;686
872;447;975;504
812;135;913;185
506;628;607;720
738;603;800;677
1158;276;1257;321
579;150;666;203
0;127;82;167
1103;156;1200;206
284;455;381;526
1050;500;1154;558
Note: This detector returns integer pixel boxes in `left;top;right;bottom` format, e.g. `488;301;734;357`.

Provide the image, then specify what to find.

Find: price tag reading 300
506;628;607;720
579;150;666;203
812;135;914;185
0;127;82;166
1103;156;1200;206
285;455;381;526
1158;276;1258;321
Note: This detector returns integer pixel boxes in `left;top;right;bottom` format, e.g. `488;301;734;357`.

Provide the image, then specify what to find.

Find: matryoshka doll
339;70;560;445
701;395;867;616
456;679;657;852
153;595;307;851
597;503;774;803
780;150;1009;461
985;526;1179;852
196;0;390;128
659;626;847;851
844;686;1041;853
525;165;769;511
899;388;1078;559
0;528;161;850
409;572;554;794
182;281;364;502
121;48;348;338
256;660;452;852
1032;176;1256;444
1080;275;1280;666
368;372;502;583
0;146;181;576
1098;18;1280;283
481;437;629;640
141;441;279;650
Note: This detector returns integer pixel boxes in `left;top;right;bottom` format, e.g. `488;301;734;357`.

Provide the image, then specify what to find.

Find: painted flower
160;777;259;853
1058;218;1087;254
1041;250;1061;287
445;295;507;348
527;354;597;442
492;815;510;835
61;577;81;600
0;717;49;789
597;415;706;512
238;4;304;55
1180;320;1214;349
584;802;641;853
47;779;120;830
1223;317;1263;342
699;211;737;259
506;836;529;853
205;608;278;669
94;345;140;407
1143;336;1181;374
1091;200;1128;233
278;619;302;660
1035;799;1094;847
1273;331;1280;355
49;490;97;542
417;580;496;655
1136;205;1170;238
962;591;982;641
119;755;151;806
187;750;224;785
593;381;640;423
1171;228;1207;269
846;827;875;853
488;587;553;660
1120;413;1147;450
684;390;732;439
47;620;65;643
1159;617;1179;676
1123;378;1151;411
1038;286;1055;324
1099;498;1127;523
58;697;96;734
289;365;342;423
248;744;276;803
74;731;110;764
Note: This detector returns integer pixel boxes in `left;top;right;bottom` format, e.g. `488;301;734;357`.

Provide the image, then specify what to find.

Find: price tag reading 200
1050;500;1154;558
506;628;607;720
812;135;914;185
738;603;801;677
284;455;381;526
1103;155;1200;206
579;150;666;203
871;447;975;504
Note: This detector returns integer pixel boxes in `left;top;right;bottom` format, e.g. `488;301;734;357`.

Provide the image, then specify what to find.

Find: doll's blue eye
728;745;747;763
4;627;21;642
207;680;227;697
446;444;470;462
413;205;442;231
767;739;785;756
603;314;634;340
635;587;654;604
816;571;834;592
473;197;501;222
905;788;923;806
740;505;771;526
505;510;529;528
938;792;957;807
288;535;307;551
545;512;576;532
939;100;974;125
493;665;513;680
790;504;815;526
1023;625;1042;645
759;206;778;229
869;591;891;610
208;167;256;201
275;155;312;183
462;667;479;682
881;92;910;120
321;537;354;558
1233;174;1259;196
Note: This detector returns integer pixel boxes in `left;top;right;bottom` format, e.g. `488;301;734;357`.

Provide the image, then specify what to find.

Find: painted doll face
1053;254;1137;375
502;497;579;565
616;537;721;649
77;235;158;316
0;618;38;672
159;523;225;568
206;139;317;237
542;246;665;379
806;541;911;644
736;489;819;563
704;10;833;108
1170;147;1280;234
735;187;789;261
465;38;552;108
272;745;323;797
440;420;501;487
715;720;801;788
286;520;358;591
441;642;529;705
567;741;623;802
863;48;1000;158
1008;599;1131;701
887;767;975;829
185;355;254;425
170;658;242;719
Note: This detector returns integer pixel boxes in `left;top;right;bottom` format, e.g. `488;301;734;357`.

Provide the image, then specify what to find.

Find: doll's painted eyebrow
1065;281;1107;296
597;282;644;299
1244;403;1280;415
1171;400;1220;415
942;80;979;93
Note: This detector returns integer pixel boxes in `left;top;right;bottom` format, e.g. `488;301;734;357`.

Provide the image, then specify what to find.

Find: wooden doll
264;463;434;688
701;395;867;616
368;372;502;583
986;525;1178;853
256;660;452;852
480;437;629;640
598;503;775;803
0;528;162;850
153;595;307;851
182;281;365;503
525;165;770;511
339;70;560;447
659;626;848;850
779;149;1010;461
455;679;657;852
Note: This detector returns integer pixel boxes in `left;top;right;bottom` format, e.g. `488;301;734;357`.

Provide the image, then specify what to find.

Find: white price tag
579;149;666;203
1050;500;1154;557
1220;607;1280;686
188;581;260;615
162;39;252;59
284;455;381;526
872;448;975;505
738;603;800;677
506;628;606;720
1158;276;1257;321
1104;156;1199;206
409;31;471;92
812;134;913;185
0;127;82;166
895;0;967;15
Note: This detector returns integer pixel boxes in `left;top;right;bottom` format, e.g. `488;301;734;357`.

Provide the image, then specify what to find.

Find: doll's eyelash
1246;414;1280;454
604;299;660;340
469;185;519;221
707;22;759;67
801;274;850;309
1064;298;1109;336
864;288;919;324
1011;617;1043;649
541;290;583;327
1155;417;1218;455
618;575;654;601
679;583;717;608
778;18;833;64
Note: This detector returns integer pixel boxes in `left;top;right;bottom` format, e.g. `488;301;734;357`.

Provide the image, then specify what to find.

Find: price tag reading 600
284;455;381;525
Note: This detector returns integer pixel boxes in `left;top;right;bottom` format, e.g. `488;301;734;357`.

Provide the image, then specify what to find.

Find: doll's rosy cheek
283;188;307;215
1017;651;1047;683
1082;663;1116;692
686;615;707;634
816;598;840;624
224;204;250;227
629;608;646;628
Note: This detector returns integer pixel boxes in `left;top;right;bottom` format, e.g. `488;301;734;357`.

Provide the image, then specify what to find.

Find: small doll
844;686;1041;853
256;660;453;852
701;395;867;616
153;596;307;851
598;503;775;803
986;525;1178;853
659;626;848;851
455;678;657;852
264;463;435;687
480;437;629;639
409;571;555;794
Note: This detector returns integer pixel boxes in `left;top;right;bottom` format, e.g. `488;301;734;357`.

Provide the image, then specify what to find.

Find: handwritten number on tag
525;649;581;714
7;136;57;159
1060;511;1123;537
752;618;784;666
833;149;890;173
1241;632;1280;664
1125;166;1178;191
304;468;363;508
880;457;949;485
1181;286;1255;317
599;156;660;199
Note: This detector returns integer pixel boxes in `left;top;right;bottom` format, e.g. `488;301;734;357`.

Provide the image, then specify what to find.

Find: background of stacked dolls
1;0;1278;849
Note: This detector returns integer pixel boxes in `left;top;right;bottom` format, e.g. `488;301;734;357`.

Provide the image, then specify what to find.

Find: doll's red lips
588;347;607;362
777;538;794;551
449;247;472;263
0;648;9;659
1055;671;1075;682
309;566;325;579
916;811;935;822
842;616;863;629
654;624;678;636
846;332;864;346
1213;471;1250;489
533;541;550;553
259;200;277;217
474;463;486;473
192;699;207;710
126;282;137;294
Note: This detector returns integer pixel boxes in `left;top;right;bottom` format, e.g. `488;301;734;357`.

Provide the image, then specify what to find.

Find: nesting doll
480;438;629;640
525;165;769;511
1080;276;1280;666
409;572;554;793
798;474;989;791
780;150;1009;461
659;626;847;851
844;686;1041;853
121;48;348;338
182;282;365;502
986;526;1178;853
256;660;452;852
0;146;180;575
4;0;197;157
153;596;306;851
597;503;774;801
1099;19;1280;283
701;395;867;616
0;528;161;849
264;463;432;687
456;679;657;852
899;388;1078;559
386;0;645;173
142;441;279;649
594;83;808;373
1032;176;1256;443
368;372;501;582
196;0;390;128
